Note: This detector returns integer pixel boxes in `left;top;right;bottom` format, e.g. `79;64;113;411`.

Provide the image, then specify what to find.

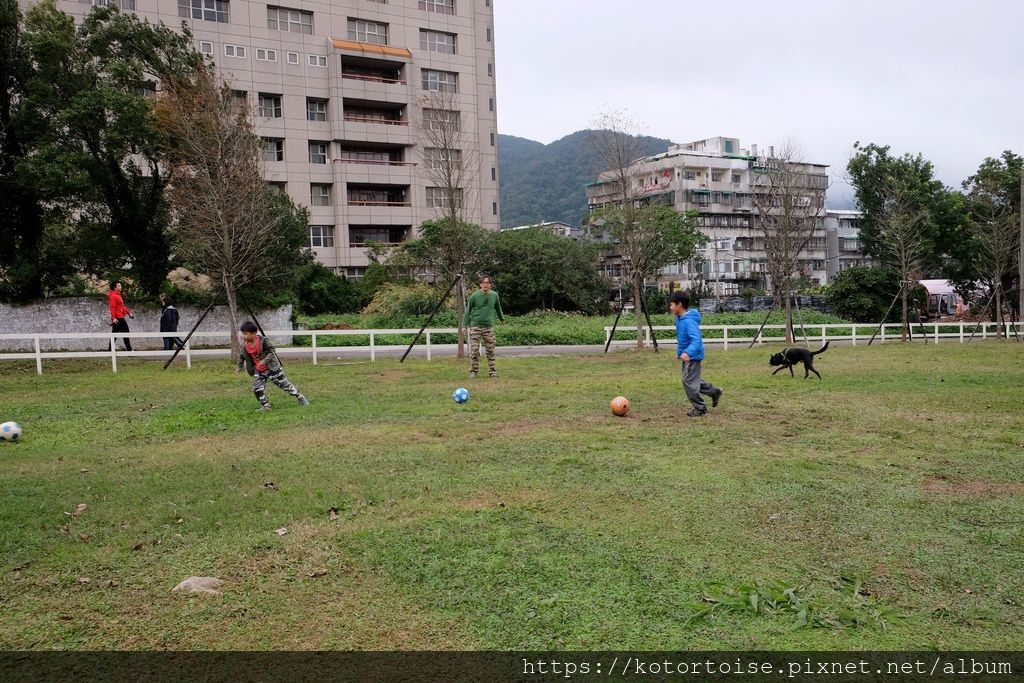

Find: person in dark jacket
159;294;185;351
235;321;309;412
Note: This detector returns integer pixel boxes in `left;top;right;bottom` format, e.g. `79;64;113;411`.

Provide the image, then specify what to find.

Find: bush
826;267;900;323
293;263;362;315
362;282;446;319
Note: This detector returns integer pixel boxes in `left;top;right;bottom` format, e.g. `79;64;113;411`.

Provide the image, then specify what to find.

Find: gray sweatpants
682;360;719;412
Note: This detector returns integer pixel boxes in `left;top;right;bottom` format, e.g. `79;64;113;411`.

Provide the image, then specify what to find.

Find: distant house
825;209;872;280
501;221;578;238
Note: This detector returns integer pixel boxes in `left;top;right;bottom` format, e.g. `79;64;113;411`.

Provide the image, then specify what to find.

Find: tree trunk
900;284;909;342
994;284;1003;339
784;280;794;344
456;278;466;359
223;273;240;360
634;275;645;350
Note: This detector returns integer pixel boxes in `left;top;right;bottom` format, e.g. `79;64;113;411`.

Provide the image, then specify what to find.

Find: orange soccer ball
610;396;630;417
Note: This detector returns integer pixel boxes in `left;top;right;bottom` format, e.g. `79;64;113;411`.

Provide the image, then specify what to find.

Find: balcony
349;224;410;248
340;56;406;85
346;184;410;207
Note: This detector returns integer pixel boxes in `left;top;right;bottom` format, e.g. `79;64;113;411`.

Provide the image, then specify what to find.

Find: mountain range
496;131;674;229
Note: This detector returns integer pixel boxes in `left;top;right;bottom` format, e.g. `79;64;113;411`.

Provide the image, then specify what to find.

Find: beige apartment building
587;136;832;295
27;0;500;279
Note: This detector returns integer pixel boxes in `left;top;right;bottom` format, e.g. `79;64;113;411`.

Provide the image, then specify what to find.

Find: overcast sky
493;0;1024;205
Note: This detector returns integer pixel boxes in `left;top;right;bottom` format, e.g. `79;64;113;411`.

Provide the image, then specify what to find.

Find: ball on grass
1;421;22;442
610;396;630;417
452;387;470;404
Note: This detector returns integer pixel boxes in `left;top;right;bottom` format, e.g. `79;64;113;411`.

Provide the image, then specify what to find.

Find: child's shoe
298;395;310;406
256;404;272;413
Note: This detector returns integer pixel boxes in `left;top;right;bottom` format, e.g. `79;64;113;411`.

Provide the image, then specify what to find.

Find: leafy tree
846;142;971;291
156;63;310;355
293;263;362;315
826;267;902;323
481;227;610;315
22;1;202;295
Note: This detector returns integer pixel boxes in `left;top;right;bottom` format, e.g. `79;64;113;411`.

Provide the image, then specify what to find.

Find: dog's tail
813;341;830;355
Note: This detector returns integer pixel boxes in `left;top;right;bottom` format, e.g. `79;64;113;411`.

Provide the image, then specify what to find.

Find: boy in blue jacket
670;291;723;417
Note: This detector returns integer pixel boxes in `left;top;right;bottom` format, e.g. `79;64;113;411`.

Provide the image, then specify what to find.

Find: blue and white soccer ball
452;387;470;404
0;421;22;443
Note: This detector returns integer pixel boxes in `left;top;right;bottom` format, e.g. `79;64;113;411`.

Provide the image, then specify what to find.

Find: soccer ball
452;387;470;404
0;422;22;442
610;396;630;417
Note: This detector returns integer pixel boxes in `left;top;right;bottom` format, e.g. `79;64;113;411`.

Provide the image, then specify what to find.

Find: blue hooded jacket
675;308;705;361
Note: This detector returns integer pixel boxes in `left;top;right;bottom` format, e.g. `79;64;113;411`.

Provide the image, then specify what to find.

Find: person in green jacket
463;274;504;378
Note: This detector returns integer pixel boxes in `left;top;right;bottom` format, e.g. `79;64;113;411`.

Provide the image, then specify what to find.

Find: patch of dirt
923;476;1024;496
453;488;547;512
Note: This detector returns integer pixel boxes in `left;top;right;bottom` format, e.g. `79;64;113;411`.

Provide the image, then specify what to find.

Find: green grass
1;342;1022;650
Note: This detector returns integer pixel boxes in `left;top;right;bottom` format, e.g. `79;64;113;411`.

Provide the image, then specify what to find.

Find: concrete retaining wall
0;298;293;351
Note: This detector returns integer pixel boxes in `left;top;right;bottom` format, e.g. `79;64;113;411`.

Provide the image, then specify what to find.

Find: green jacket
463;290;504;328
237;335;283;376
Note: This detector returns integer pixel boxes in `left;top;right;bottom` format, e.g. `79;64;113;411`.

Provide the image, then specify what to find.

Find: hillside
497;131;674;229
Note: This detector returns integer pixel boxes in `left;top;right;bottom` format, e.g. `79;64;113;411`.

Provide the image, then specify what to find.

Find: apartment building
28;0;500;279
586;136;831;295
825;209;871;279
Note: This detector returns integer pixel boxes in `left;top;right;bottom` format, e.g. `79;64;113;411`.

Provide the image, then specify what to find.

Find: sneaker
686;408;707;418
711;389;723;408
297;395;310;406
256;404;272;413
469;371;478;379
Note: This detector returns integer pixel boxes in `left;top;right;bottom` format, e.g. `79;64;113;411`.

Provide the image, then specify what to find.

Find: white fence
0;322;1019;375
0;328;460;375
604;322;1021;349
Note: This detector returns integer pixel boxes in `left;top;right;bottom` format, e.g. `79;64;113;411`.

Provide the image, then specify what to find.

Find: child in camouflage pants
235;321;310;412
463;275;504;378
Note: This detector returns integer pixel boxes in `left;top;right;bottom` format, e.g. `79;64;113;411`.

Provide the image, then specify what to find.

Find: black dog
769;342;829;379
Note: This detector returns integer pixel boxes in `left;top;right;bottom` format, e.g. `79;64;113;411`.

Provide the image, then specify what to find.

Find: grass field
1;342;1022;650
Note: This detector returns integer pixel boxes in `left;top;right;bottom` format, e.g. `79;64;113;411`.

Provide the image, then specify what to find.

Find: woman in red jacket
108;281;133;351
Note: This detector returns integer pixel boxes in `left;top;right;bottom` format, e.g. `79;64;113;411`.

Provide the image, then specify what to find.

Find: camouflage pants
252;369;301;406
468;326;497;375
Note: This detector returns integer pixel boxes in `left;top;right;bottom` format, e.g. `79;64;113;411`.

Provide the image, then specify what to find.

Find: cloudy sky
493;0;1024;205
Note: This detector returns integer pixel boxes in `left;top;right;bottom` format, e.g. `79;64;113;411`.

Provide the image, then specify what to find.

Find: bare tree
413;88;483;357
750;142;830;343
156;64;308;357
587;109;703;349
875;183;928;340
969;179;1020;338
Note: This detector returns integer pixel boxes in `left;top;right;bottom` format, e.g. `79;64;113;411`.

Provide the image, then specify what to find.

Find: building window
348;18;388;44
426;187;461;209
492;201;497;216
422;69;457;92
306;98;327;121
256;48;277;62
308;54;328;68
420;30;456;54
267;181;287;194
267;6;312;33
489;132;495;146
684;170;696;181
486;27;492;41
178;0;228;22
310;184;331;206
711;172;722;182
423;108;460;131
487;63;493;77
231;90;248;112
261;138;284;162
488;97;494;112
424;147;461;171
224;44;245;58
491;167;496;181
198;40;214;56
732;173;742;183
286;51;299;64
308;225;334;248
258;93;282;118
308;141;328;164
418;0;454;14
